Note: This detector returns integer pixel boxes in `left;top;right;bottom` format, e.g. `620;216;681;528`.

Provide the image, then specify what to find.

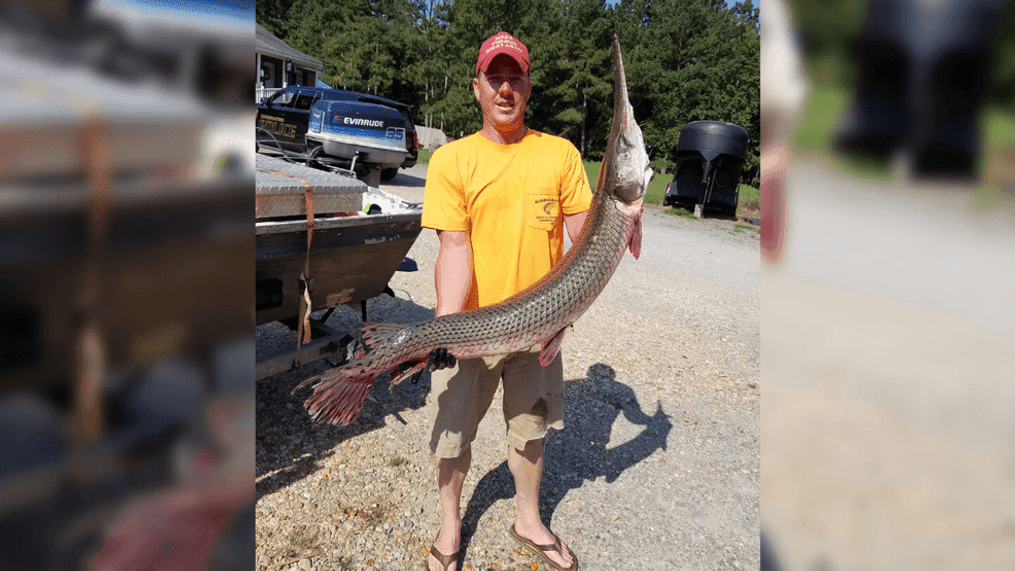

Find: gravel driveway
762;159;1015;571
255;163;761;571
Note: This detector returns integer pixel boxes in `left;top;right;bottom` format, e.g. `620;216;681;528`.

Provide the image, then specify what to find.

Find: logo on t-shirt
534;197;558;224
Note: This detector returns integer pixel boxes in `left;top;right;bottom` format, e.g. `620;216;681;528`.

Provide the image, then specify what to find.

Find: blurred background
789;0;1014;185
0;1;254;570
762;0;1015;570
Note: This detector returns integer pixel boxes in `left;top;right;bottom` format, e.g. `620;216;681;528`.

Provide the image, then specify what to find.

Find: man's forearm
564;210;589;244
434;230;472;317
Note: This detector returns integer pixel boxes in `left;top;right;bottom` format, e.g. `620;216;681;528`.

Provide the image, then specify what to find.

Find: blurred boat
255;154;422;378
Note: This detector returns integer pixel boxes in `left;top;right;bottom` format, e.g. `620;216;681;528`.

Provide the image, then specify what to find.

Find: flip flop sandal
508;524;579;571
425;543;459;571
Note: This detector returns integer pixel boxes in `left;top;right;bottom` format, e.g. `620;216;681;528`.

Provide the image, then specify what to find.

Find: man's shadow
459;363;673;553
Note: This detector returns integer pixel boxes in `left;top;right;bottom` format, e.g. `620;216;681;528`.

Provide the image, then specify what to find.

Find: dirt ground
255;161;761;570
762;158;1015;571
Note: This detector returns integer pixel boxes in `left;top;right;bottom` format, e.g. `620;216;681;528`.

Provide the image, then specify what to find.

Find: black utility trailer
663;121;749;217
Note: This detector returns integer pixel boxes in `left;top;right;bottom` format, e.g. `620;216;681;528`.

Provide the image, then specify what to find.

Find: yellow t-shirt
422;130;593;310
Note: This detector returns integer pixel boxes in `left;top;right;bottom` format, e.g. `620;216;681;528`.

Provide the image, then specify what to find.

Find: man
420;31;591;571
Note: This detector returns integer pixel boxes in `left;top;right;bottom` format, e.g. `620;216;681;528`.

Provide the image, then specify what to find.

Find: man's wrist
435;305;462;317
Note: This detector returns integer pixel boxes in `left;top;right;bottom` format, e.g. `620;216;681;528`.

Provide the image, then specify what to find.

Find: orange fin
539;328;567;367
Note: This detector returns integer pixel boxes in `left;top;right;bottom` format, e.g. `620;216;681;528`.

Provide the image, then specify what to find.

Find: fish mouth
598;34;652;206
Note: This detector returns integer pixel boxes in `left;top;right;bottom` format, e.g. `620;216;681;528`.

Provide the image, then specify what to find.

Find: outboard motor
664;121;749;217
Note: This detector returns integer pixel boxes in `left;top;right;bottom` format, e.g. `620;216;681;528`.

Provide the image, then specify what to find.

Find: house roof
256;23;323;70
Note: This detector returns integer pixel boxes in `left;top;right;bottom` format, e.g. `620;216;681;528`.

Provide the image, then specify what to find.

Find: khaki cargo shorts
428;345;564;458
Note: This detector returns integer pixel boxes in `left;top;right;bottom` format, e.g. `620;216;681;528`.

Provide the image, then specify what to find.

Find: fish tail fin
360;322;410;350
629;214;642;259
294;365;379;425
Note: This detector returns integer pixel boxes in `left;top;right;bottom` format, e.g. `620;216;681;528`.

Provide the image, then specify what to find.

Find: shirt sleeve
421;144;469;232
559;141;593;215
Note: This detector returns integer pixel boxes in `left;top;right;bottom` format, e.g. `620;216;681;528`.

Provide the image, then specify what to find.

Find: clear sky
91;0;252;35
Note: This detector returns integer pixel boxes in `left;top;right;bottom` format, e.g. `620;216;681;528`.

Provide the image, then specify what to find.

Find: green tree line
257;0;760;182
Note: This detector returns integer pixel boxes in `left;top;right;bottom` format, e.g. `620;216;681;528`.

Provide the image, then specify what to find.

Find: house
255;23;324;101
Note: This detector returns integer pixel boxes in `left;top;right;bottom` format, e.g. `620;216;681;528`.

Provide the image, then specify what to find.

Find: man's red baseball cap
476;32;530;75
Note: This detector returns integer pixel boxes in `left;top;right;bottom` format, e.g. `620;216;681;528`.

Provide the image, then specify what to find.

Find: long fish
295;34;652;425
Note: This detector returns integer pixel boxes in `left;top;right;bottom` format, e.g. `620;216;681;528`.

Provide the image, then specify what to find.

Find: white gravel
256;165;760;571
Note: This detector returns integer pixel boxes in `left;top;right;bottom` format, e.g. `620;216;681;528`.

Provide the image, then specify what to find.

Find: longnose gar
295;34;652;425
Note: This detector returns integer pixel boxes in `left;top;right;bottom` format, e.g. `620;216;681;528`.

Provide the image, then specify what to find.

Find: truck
256;85;419;187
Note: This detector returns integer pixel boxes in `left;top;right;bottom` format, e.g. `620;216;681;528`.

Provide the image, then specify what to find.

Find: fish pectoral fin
361;322;409;350
629;213;642;259
539;328;568;367
389;359;428;386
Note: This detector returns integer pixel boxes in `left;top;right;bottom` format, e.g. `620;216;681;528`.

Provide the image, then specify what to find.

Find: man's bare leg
429;448;470;571
508;439;575;569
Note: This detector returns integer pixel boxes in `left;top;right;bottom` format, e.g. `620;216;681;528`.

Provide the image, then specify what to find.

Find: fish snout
607;135;652;204
613;177;648;205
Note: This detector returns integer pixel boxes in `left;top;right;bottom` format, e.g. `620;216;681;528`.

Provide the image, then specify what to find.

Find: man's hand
427;347;456;371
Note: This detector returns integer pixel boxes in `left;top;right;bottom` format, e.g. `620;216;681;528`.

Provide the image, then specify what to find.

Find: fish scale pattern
392;187;627;361
296;186;638;425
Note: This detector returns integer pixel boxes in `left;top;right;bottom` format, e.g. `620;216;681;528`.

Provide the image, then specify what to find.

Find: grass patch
737;183;760;212
793;84;851;154
981;106;1015;201
583;160;600;193
790;83;898;182
789;83;1015;198
389;456;406;467
664;206;697;218
417;148;433;163
734;223;760;233
984;105;1015;149
645;171;670;205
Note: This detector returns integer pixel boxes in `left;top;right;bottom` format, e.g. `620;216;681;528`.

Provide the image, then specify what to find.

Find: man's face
473;55;531;128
